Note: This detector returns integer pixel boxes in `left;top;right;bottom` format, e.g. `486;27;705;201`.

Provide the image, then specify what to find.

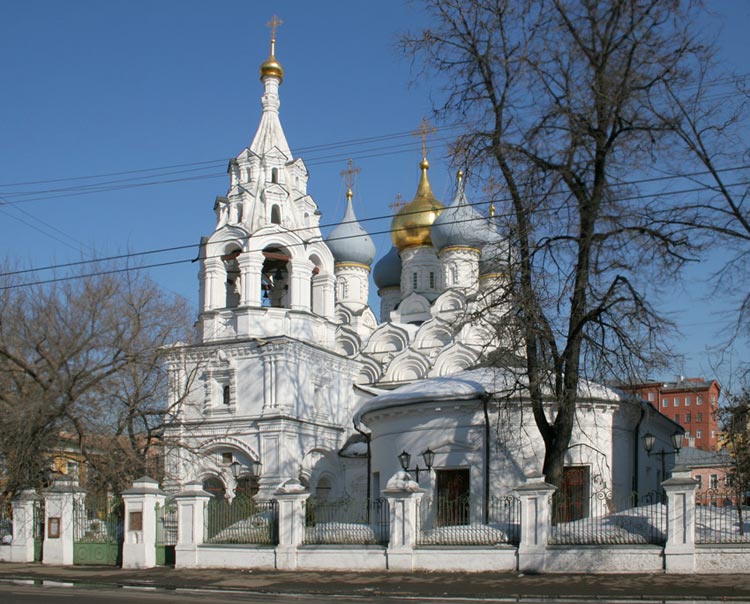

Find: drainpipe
633;402;646;496
353;420;372;511
482;392;492;524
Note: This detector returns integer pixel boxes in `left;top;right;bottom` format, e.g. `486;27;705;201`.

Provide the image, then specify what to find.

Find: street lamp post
398;448;435;481
230;458;262;479
641;431;684;480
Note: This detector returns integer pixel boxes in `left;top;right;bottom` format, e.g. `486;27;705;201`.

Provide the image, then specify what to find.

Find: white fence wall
10;469;750;573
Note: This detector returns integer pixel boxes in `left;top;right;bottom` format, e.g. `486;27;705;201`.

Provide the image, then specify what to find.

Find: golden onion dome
260;54;284;81
391;158;445;250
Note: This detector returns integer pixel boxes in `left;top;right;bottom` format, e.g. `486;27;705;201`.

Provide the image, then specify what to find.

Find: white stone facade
163;42;681;520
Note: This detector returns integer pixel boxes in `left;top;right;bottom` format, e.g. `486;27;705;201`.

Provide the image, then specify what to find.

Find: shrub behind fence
417;495;520;546
550;490;665;545
304;497;388;545
695;489;750;544
0;504;11;545
205;496;278;545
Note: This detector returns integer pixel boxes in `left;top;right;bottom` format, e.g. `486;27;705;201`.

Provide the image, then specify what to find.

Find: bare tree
650;54;750;371
0;265;196;497
718;391;750;533
402;0;723;487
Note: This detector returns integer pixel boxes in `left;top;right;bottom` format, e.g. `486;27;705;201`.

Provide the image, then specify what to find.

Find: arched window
271;205;281;225
271;167;279;184
315;476;332;502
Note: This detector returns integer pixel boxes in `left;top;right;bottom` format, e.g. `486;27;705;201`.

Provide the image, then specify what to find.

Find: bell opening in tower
261;247;290;308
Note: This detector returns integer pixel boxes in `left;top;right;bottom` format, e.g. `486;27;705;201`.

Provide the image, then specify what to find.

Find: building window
662;399;668;408
696;475;703;490
271;205;281;224
271;167;279;184
711;430;716;439
673;398;679;406
222;452;233;464
685;431;691;438
696;429;703;439
697;396;703;405
675;414;680;423
222;385;231;406
697;413;703;423
429;271;435;289
710;474;719;489
412;272;418;290
711;395;717;406
685;396;691;406
686;413;691;423
648;392;655;401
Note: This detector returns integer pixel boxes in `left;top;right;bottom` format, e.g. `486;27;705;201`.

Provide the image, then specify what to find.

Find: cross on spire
389;193;405;212
340;158;361;196
413;117;437;159
266;15;283;55
483;176;498;217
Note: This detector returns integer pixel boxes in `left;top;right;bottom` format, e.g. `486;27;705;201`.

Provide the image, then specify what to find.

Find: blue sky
1;1;749;387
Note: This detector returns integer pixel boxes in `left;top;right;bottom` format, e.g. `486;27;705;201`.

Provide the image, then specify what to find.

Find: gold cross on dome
340;158;361;193
389;193;405;212
266;15;283;53
413;117;437;159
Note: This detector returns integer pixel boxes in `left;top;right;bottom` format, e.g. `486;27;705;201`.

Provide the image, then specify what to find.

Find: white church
163;30;679;517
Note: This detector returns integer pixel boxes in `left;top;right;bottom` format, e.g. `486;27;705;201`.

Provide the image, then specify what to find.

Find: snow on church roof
355;367;627;422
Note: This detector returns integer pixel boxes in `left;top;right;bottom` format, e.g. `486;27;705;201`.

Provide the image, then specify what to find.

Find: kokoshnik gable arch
164;26;680;512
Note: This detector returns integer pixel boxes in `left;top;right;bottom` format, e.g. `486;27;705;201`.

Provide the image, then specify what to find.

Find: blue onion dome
327;189;376;266
373;246;402;289
431;170;487;252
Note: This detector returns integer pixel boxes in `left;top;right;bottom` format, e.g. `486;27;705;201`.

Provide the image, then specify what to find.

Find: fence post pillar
514;472;556;574
121;476;165;569
274;479;309;570
662;467;698;574
42;475;85;566
383;471;423;571
173;482;211;569
10;490;40;562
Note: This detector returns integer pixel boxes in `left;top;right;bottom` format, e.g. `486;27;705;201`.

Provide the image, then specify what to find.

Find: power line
0;70;744;200
3;164;748;279
2;172;749;289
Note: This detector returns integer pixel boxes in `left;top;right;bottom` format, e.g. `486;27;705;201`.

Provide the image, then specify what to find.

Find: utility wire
2;174;748;289
2;165;748;279
0;73;750;195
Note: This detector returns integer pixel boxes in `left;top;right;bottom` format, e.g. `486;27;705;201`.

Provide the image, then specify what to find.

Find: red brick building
620;378;721;451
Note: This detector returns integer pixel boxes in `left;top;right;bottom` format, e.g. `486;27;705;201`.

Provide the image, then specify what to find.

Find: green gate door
32;500;44;562
155;499;177;566
73;499;123;566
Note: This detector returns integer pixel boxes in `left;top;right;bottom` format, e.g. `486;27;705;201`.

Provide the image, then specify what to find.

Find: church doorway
202;476;226;500
235;476;259;499
555;465;590;523
435;468;470;526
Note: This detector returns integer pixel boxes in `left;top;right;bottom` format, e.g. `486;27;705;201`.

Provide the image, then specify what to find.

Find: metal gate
32;500;44;562
73;498;123;566
155;499;177;566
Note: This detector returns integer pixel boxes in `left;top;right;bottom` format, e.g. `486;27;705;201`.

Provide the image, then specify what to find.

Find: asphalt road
0;583;743;604
1;584;384;604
